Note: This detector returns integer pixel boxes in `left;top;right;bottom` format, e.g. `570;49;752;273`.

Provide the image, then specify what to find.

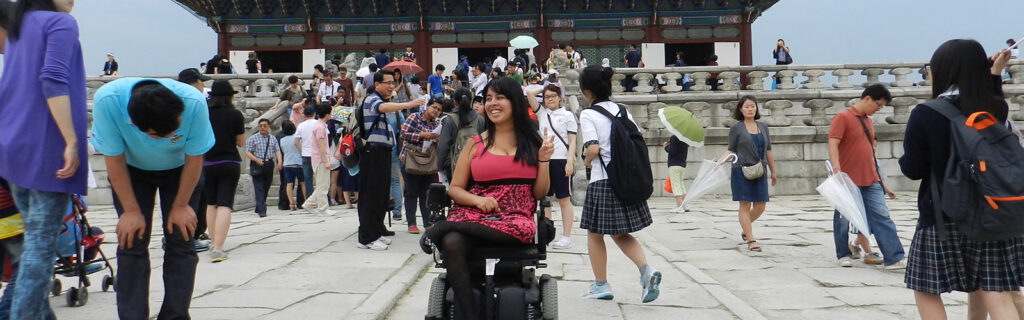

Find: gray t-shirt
280;135;302;166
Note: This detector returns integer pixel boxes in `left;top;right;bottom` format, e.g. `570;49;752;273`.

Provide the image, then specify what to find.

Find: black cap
209;79;238;96
177;68;210;84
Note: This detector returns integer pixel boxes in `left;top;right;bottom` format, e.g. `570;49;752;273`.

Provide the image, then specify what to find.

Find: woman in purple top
0;0;87;318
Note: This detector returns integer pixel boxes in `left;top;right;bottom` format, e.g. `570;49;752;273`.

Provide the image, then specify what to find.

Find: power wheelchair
423;183;559;320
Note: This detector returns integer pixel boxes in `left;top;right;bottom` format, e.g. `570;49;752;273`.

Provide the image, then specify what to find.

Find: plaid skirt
580;180;652;235
905;221;1024;294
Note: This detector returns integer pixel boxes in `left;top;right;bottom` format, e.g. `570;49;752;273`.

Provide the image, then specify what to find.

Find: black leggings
425;221;520;320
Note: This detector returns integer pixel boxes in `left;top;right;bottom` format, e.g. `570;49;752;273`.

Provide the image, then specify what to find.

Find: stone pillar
1010;65;1024;85
764;100;794;127
886;97;916;124
720;101;738;128
861;68;884;88
229;79;251;98
889;67;914;87
662;72;683;92
832;69;855;89
776;70;798;90
253;79;278;98
918;65;932;87
690;72;711;91
611;73;626;93
682;102;711;127
1012;95;1024;121
634;73;655;93
718;71;741;91
746;71;768;90
802;99;833;126
801;70;826;89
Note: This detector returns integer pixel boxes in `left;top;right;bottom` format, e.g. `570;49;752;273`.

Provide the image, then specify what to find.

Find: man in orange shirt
827;84;906;270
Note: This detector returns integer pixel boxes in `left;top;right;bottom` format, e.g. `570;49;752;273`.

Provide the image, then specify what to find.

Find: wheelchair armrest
426;183;450;212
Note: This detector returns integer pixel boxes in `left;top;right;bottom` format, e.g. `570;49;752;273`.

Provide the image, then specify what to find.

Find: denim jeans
7;185;67;320
390;161;403;217
251;161;274;215
0;235;54;320
112;166;201;320
833;182;906;265
301;156;314;197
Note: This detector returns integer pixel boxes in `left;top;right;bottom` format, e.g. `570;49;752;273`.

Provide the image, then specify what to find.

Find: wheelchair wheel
51;279;62;297
425;273;447;320
540;275;558;320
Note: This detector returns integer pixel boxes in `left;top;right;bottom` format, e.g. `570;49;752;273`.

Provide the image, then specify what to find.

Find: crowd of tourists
3;0;1024;319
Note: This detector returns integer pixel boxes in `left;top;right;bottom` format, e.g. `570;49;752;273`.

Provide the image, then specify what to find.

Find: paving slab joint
348;254;434;320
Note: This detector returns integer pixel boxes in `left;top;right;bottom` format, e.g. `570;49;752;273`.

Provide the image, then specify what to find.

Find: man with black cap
177;68;212;253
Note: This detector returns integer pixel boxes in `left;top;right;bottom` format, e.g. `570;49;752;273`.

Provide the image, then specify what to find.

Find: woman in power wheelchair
419;77;556;319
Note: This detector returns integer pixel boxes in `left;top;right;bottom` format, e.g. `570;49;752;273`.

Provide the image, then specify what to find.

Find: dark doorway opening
458;47;505;70
665;43;715;67
257;50;302;73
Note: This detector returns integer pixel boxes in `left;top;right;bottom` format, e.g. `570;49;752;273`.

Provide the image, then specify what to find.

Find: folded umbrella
678;154;736;211
509;35;539;49
658;106;705;147
815;161;870;234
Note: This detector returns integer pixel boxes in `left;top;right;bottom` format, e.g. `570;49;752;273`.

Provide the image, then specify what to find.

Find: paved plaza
49;193;967;319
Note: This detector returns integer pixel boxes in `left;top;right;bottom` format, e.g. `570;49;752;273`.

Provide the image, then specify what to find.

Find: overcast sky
2;0;1021;75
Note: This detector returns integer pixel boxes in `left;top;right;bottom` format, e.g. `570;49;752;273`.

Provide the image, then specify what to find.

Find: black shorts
547;159;571;199
204;163;240;208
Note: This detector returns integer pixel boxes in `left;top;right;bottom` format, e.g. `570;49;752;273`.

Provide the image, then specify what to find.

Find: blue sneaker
641;268;662;303
581;282;614;300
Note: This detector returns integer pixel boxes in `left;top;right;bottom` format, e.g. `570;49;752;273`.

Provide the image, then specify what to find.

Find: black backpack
923;99;1024;241
586;103;653;203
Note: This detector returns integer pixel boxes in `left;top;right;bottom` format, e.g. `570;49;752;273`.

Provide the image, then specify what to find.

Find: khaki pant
303;164;331;213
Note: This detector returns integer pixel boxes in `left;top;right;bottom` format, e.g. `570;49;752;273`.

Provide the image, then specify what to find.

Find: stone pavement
48;194;967;319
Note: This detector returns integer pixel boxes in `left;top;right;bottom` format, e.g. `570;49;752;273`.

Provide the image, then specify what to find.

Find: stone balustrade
79;61;1024;206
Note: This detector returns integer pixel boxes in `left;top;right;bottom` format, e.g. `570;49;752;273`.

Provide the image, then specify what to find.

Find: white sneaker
838;257;853;267
884;259;908;271
550;236;572;249
377;236;393;245
365;239;389;251
320;209;337;216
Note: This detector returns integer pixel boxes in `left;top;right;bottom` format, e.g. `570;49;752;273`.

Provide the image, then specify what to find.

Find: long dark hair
930;39;1006;120
481;77;541;166
8;0;58;40
452;88;475;127
207;95;234;109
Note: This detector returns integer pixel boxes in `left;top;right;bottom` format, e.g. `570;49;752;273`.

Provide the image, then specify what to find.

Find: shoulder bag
741;125;766;180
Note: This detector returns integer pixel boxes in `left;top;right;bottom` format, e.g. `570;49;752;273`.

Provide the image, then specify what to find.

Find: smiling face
425;103;442;120
543;89;561;110
741;99;758;120
485;87;513;125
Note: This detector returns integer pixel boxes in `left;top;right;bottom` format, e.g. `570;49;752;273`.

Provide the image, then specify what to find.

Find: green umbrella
509;35;539;49
658;106;705;147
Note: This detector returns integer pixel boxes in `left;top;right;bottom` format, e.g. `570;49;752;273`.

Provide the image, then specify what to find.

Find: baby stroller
423;184;559;320
50;195;115;307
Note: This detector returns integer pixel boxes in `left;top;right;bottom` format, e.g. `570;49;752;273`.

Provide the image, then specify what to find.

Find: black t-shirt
205;105;245;162
103;61;118;75
246;59;259;73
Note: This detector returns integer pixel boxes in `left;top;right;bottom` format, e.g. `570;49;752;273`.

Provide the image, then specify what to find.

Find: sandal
746;240;762;252
290;204;297;211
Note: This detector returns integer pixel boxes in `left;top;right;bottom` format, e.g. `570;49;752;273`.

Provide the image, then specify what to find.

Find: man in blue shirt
357;70;425;250
375;48;391;69
623;44;642;92
90;78;215;319
427;64;449;99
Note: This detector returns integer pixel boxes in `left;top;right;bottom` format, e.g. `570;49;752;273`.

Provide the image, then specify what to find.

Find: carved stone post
1012;95;1024;121
833;69;855;89
682;102;711;127
889;67;914;87
763;100;794;127
776;70;798;90
918;65;932;87
253;79;278;98
611;73;626;93
746;71;768;90
801;70;825;89
690;72;711;91
718;71;741;91
646;102;668;130
1010;65;1024;85
861;68;884;88
802;99;833;126
229;79;250;98
634;73;655;93
662;72;683;92
720;101;738;128
886;97;916;124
